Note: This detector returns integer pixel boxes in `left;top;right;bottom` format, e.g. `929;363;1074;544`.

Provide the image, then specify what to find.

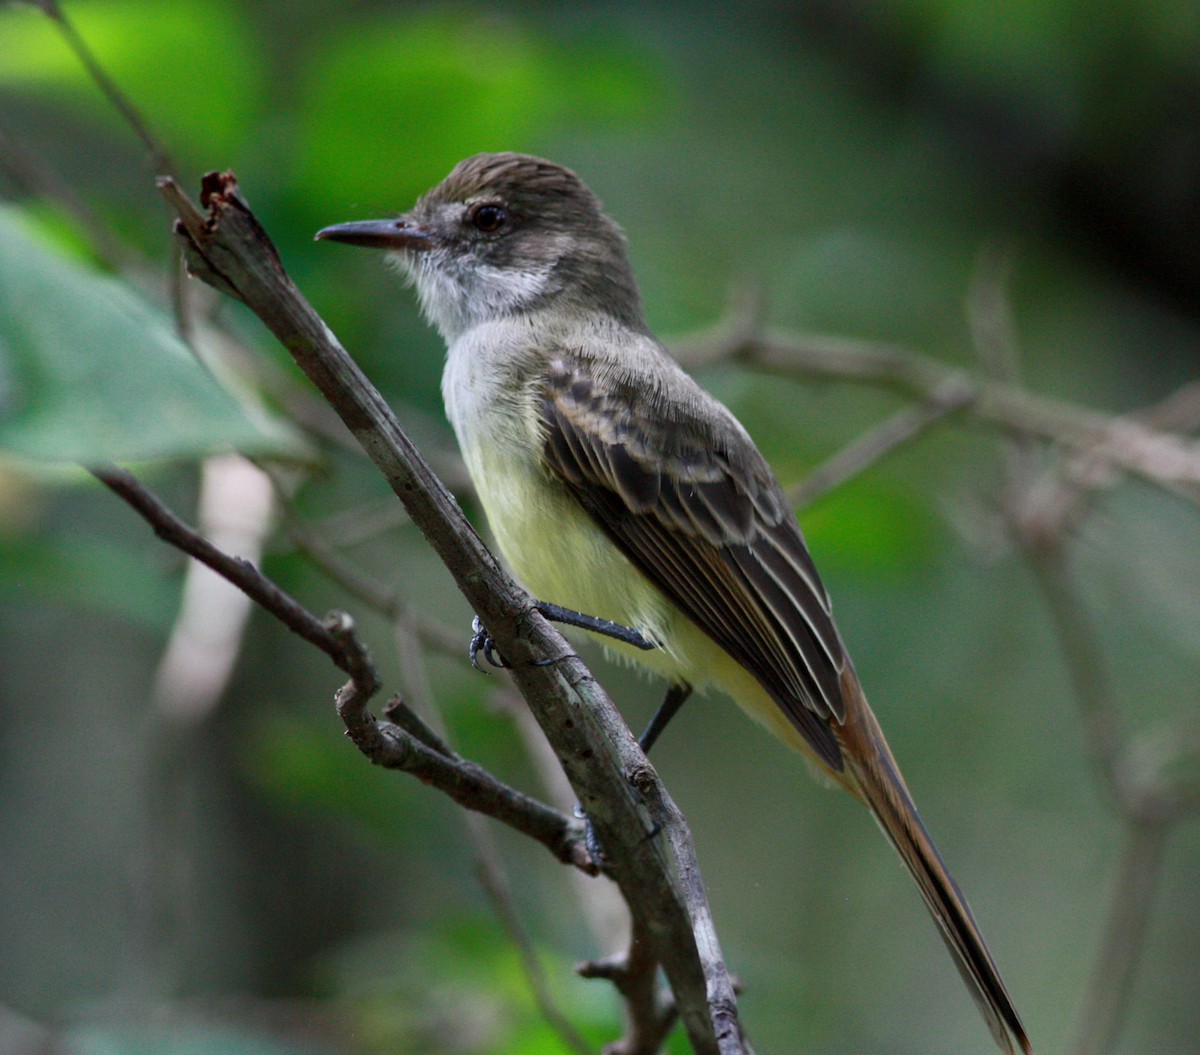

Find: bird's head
317;152;644;342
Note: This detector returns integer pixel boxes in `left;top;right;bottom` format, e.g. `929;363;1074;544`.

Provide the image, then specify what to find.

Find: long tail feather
838;669;1033;1055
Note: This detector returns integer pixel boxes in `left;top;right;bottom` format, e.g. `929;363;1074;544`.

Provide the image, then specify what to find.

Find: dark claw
469;616;489;672
483;634;508;669
469;615;509;673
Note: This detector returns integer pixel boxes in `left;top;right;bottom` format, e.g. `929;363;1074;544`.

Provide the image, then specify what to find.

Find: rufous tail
837;668;1033;1055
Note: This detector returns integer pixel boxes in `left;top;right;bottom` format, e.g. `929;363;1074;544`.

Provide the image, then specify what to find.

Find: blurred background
1;2;1198;1054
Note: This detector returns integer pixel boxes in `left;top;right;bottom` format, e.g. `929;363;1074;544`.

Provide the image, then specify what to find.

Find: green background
1;2;1198;1053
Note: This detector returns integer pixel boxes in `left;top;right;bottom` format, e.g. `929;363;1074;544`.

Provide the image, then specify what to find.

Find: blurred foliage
293;9;668;215
0;0;262;158
0;207;301;462
320;919;619;1055
0;2;1197;1055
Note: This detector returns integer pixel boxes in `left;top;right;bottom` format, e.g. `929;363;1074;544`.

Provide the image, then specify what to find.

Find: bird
317;151;1032;1054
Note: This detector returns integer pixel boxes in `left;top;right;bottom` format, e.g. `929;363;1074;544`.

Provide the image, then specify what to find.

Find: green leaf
0;207;302;462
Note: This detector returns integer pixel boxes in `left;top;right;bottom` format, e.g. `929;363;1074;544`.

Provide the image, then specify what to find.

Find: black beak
314;218;435;250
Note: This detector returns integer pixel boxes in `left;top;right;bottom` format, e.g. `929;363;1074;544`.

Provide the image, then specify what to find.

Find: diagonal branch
36;0;177;178
677;330;1200;502
91;463;363;678
94;463;593;870
787;376;975;508
156;171;745;1055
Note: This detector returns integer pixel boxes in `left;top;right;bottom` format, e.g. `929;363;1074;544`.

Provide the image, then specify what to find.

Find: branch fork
142;171;746;1055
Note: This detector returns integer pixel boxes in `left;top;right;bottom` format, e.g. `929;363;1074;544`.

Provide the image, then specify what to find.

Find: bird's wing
538;356;848;770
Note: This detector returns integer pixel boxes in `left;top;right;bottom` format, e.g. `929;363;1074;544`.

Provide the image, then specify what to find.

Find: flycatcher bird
317;152;1032;1054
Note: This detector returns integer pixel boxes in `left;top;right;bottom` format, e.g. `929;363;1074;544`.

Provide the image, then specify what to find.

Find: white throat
396;245;563;344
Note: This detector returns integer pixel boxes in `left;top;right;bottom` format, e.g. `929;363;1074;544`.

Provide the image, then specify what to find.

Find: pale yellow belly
467;441;815;759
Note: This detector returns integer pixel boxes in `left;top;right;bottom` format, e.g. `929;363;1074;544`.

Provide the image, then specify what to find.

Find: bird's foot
469;615;510;672
468;602;656;674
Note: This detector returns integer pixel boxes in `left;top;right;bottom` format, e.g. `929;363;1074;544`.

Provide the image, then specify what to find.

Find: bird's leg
468;601;658;672
531;601;658;651
636;680;693;754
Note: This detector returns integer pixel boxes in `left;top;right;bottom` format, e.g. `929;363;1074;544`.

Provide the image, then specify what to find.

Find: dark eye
469;204;508;233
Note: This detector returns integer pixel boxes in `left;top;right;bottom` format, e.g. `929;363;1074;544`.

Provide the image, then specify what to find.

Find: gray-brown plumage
540;356;847;769
317;152;1033;1054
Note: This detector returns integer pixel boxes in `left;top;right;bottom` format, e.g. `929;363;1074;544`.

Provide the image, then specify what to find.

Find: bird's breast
441;328;681;671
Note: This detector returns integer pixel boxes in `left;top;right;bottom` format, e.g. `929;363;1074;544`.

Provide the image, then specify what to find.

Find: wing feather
539;357;848;769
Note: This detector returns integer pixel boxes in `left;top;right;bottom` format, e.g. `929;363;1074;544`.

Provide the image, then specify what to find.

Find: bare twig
379;695;455;757
157;171;746;1055
263;466;404;615
1024;554;1124;800
36;0;177;177
787;376;975;508
262;467;467;658
1010;480;1191;1055
339;686;594;870
1069;819;1168;1055
970;260;1199;1055
472;818;598;1055
390;611;598;1055
579;914;678;1055
93;463;591;868
301;498;413;548
968;243;1024;386
1139;379;1200;434
499;687;632;955
681;330;1200;502
91;463;367;679
35;0;193;332
0;126;136;272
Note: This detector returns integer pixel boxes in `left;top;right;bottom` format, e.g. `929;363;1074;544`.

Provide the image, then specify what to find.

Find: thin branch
302;498;413;548
1023;553;1125;802
1138;379;1200;434
1068;819;1168;1055
158;171;745;1055
786;376;975;508
35;0;192;332
975;264;1197;1055
94;463;589;869
263;466;404;616
498;686;632;955
380;695;455;758
338;688;593;871
262;467;467;658
37;0;177;177
473;823;598;1055
90;464;367;679
390;611;598;1055
967;242;1024;386
626;759;743;1053
0;126;137;272
579;914;678;1055
680;330;1200;502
